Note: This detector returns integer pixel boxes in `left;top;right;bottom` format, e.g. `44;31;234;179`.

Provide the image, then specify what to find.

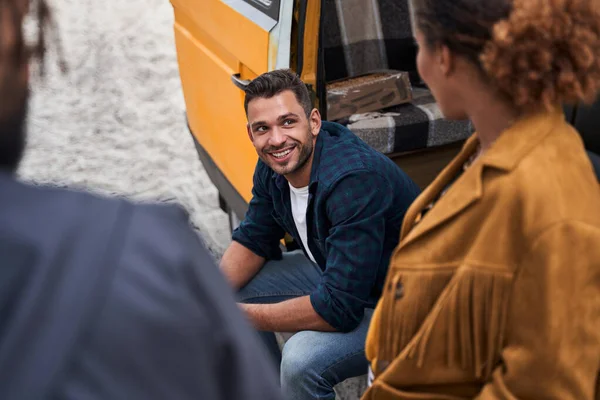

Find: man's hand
238;296;336;332
220;241;266;290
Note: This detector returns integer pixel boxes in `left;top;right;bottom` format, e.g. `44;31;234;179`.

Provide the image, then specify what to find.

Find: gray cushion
343;88;473;154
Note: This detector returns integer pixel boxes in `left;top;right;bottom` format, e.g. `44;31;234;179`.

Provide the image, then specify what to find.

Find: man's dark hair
243;69;313;117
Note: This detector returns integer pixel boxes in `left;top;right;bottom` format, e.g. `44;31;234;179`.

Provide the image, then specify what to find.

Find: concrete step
334;375;368;399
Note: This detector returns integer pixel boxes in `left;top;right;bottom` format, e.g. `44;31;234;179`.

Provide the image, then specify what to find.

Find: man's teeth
273;149;292;158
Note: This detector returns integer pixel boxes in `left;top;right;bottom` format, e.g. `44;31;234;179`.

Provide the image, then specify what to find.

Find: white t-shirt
288;183;317;263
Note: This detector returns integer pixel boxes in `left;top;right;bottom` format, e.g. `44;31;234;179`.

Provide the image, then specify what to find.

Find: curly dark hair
411;0;600;112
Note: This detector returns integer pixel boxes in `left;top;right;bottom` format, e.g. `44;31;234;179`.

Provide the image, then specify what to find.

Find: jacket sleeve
310;171;394;332
231;161;286;260
57;204;282;400
477;221;600;400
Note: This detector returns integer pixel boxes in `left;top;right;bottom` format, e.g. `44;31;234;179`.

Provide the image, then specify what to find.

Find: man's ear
439;44;455;77
309;108;322;137
247;124;254;142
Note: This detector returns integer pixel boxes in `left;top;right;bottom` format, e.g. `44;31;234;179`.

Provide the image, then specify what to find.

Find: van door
171;0;294;210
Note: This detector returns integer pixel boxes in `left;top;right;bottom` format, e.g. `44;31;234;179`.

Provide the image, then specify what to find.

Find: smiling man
219;69;420;400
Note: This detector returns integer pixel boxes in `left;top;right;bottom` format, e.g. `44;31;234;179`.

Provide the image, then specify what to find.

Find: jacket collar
399;136;481;247
399;107;565;248
480;106;565;172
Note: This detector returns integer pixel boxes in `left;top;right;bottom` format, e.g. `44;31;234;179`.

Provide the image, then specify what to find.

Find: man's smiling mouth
267;146;296;162
272;149;292;159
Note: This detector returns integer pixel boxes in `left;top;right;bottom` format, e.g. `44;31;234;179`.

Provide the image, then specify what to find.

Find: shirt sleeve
476;222;600;400
231;161;285;261
310;171;394;332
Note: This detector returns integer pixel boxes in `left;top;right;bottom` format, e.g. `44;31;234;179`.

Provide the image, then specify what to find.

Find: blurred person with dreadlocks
364;0;600;399
0;1;281;399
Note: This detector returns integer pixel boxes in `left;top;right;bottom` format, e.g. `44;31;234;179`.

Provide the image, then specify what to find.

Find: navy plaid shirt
232;121;420;332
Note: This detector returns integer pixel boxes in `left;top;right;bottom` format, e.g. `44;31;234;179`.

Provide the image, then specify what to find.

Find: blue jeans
238;250;373;400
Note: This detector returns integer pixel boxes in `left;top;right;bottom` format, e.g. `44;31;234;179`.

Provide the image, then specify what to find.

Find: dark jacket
0;173;281;400
233;121;420;332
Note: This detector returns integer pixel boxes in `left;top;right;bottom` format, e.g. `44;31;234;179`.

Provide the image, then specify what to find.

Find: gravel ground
17;0;231;256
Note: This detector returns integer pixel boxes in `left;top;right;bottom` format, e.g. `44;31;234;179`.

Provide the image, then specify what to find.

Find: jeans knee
236;285;254;303
280;332;342;400
280;336;320;387
236;277;265;303
281;353;305;382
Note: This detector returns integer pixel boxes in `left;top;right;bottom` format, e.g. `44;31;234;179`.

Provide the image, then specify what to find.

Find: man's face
247;90;320;178
0;1;30;172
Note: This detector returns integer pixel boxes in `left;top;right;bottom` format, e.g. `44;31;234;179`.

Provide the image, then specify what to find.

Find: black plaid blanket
342;88;474;154
322;0;472;153
322;0;418;83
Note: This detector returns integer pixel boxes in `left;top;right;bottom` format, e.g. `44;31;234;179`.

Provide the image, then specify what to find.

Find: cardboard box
326;71;413;121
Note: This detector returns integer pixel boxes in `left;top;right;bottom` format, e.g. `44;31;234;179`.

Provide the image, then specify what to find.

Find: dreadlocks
0;0;65;76
0;0;63;172
29;0;66;75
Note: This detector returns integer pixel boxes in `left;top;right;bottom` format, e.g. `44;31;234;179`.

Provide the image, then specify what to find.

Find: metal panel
268;0;294;69
172;0;270;75
242;0;281;22
221;0;278;31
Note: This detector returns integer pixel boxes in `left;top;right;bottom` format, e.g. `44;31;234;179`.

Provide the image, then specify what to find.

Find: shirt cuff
309;286;361;333
231;229;282;261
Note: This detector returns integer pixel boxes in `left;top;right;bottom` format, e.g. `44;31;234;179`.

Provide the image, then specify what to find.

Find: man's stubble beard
262;128;314;176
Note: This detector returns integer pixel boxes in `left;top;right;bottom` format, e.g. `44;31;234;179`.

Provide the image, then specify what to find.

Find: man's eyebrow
277;113;300;121
250;120;268;130
278;113;300;121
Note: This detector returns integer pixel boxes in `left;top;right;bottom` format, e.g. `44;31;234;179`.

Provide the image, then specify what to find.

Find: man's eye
256;126;268;133
283;119;295;126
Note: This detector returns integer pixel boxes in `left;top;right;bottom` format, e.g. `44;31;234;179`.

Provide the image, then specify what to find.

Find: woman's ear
438;44;455;77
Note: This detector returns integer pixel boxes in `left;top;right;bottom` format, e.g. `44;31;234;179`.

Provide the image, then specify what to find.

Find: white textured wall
18;0;231;255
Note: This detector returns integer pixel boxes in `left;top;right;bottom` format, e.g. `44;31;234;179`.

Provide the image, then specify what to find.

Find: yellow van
169;0;600;232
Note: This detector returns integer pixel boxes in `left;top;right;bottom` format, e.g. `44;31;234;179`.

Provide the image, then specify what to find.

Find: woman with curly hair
363;0;600;398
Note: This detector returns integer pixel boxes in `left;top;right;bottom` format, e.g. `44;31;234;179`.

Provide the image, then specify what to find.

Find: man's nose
268;127;286;147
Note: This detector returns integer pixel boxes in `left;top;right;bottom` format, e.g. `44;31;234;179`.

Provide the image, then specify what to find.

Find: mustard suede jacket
364;109;600;399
